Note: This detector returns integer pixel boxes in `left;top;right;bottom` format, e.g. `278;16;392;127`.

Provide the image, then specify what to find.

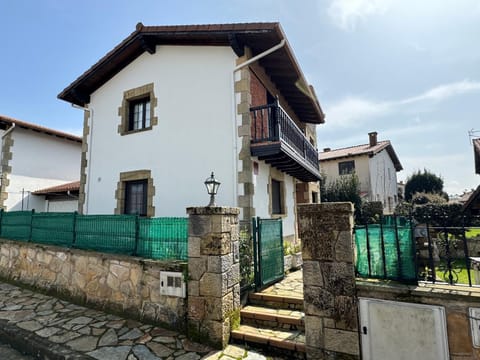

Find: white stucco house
58;22;324;242
0;115;81;212
319;132;403;214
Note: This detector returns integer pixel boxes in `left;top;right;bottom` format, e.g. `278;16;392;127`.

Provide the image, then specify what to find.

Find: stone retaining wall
0;239;187;329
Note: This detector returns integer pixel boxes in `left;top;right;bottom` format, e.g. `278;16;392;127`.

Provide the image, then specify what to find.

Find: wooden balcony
250;102;321;182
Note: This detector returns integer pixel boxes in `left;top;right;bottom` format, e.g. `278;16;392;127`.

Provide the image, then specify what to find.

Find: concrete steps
231;292;305;357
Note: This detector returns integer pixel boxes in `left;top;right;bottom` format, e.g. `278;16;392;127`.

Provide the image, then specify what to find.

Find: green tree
321;173;362;218
404;169;446;201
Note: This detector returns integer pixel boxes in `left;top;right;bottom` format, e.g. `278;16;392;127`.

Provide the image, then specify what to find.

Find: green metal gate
252;217;284;290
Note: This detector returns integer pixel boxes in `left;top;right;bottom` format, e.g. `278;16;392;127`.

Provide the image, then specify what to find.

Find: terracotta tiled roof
32;181;80;195
474;138;480;175
58;22;324;124
0;115;82;143
319;140;403;171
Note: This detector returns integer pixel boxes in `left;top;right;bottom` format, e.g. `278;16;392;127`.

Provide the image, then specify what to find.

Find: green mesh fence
0;211;187;260
1;211;32;241
137;217;188;260
355;218;416;281
32;212;75;246
74;215;137;255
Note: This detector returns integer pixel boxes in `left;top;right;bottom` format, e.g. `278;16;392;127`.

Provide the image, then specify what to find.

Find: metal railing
0;210;188;261
250;100;319;169
355;214;480;287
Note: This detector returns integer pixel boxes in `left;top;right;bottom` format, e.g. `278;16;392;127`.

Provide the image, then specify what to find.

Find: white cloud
327;0;391;31
402;79;480;103
325;97;392;126
326;79;480;127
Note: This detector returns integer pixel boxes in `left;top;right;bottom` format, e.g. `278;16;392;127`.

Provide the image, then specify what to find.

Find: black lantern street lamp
204;172;220;207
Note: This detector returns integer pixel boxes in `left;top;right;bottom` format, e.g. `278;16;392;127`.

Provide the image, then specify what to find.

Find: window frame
338;160;355;175
128;97;151;132
271;178;284;215
118;83;158;136
124;179;148;216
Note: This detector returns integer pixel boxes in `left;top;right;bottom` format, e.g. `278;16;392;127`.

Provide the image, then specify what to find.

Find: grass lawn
466;228;480;239
435;259;476;285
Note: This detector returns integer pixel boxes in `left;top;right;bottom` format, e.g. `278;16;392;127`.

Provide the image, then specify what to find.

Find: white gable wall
85;45;238;216
368;149;398;213
4;128;80;211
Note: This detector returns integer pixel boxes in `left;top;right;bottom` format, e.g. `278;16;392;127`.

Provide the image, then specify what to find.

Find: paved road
0;341;34;360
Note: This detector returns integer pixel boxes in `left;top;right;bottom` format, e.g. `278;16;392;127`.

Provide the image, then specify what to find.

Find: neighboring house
0;115;81;212
463;138;480;215
58;22;324;242
319;132;403;214
474;138;480;175
31;181;80;212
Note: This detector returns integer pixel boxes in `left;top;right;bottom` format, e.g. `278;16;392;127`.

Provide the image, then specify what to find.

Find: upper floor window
129;97;151;131
338;160;355;175
118;83;158;135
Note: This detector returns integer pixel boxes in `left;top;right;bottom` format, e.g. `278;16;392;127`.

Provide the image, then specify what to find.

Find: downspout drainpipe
71;103;93;214
234;39;286;72
2;123;16;139
232;39;287;211
231;39;286;213
0;123;15;208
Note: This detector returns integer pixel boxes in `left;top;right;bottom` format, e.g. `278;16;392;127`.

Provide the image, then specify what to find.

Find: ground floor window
271;179;283;215
115;170;155;217
124;179;147;216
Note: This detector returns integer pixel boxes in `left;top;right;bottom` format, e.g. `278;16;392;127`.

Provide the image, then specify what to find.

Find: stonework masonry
78;109;89;213
186;206;241;349
0;239;186;329
235;49;255;225
297;202;360;360
0;131;14;209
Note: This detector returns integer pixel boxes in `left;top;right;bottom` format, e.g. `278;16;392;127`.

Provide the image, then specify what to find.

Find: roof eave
58;22;325;124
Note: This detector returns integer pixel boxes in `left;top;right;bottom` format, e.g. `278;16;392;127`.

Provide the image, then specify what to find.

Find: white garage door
359;298;449;360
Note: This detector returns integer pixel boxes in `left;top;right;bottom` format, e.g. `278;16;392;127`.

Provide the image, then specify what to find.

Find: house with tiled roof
58;22;324;244
319;132;403;214
474;138;480;175
0;115;81;212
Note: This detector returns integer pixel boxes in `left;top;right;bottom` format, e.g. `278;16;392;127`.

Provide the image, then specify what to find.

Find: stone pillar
186;206;241;349
297;203;360;360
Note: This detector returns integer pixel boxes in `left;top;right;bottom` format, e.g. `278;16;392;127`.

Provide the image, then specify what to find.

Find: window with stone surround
118;83;158;135
115;170;155;217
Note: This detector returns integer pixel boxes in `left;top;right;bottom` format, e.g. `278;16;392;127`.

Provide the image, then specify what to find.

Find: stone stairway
231;291;306;356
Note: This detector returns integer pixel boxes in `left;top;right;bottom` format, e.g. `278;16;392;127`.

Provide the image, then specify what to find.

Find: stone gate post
297;202;360;359
186;206;241;348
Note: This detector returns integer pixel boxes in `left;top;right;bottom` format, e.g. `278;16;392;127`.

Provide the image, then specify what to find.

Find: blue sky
1;0;479;195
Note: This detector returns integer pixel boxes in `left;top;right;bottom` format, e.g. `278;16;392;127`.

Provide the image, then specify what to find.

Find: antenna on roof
468;129;480;143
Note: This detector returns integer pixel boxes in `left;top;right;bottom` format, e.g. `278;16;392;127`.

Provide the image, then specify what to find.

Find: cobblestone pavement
0;282;282;360
259;270;303;298
0;341;34;360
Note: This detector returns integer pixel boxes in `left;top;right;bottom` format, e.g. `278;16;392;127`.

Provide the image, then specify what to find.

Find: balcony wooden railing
250;102;319;170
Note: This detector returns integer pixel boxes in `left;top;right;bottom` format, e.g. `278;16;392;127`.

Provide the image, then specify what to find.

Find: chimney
368;132;378;147
323;147;331;152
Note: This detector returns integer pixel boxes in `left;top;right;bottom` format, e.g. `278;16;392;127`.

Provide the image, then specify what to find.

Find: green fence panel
355;222;415;281
75;215;136;255
31;212;75;246
1;211;32;241
137;217;188;260
257;218;284;288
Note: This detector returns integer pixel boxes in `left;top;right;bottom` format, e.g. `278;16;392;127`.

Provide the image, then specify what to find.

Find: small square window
124;179;147;216
338;160;355;175
128;97;151;131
